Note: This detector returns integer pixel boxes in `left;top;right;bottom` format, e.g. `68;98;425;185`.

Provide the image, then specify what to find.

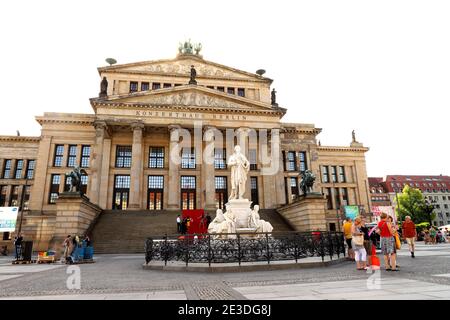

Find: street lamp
17;178;29;234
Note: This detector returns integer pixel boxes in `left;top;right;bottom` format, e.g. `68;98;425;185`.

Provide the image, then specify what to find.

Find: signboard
344;206;359;220
371;206;396;223
0;207;19;232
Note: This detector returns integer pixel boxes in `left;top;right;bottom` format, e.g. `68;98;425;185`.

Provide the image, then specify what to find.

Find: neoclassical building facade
0;47;371;248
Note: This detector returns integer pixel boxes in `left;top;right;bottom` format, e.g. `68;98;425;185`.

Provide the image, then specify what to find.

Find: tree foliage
395;185;436;223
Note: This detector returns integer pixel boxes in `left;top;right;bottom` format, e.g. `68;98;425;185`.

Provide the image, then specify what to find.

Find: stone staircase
90;209;294;254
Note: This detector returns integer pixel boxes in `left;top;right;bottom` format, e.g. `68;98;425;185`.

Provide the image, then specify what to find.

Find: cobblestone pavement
0;243;449;300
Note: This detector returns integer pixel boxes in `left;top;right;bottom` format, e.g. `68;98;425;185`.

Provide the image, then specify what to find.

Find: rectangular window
149;147;164;169
214;149;226;170
323;188;333;209
49;174;61;204
181;176;196;210
237;88;245;97
113;175;130;210
342;188;349;206
290;177;298;199
207;86;215;90
14;160;24;179
286;151;296;171
299;152;307;172
80;146;90;168
322;166;330;183
141;82;150;91
0;186;7;206
67;145;77;167
53;145;64;167
23;185;31;210
331;166;337;183
3;160;12;179
152;83;161;90
148;175;164;210
329;223;336;232
130;81;138;92
215;176;228;210
181;147;196;169
227;88;235;95
334;188;341;209
163;83;172;88
217;86;225;92
249;149;257;170
26;160;36;179
339;166;346;183
9;186;20;207
251;177;259;206
115;146;132;168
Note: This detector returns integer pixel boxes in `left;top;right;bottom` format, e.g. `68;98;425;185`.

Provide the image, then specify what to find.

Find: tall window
23;185;31;210
342;188;349;206
9;186;19;207
113;175;130;210
3;160;12;179
323;188;333;209
299;152;307;172
339;166;346;182
0;186;7;206
53;145;64;167
80;175;88;194
14;160;24;179
181;176;196;210
237;88;245;97
67;145;77;167
129;81;138;92
334;188;341;209
148;175;164;210
322;166;330;183
115;146;132;168
331;166;337;183
251;177;259;206
141;82;150;91
80;146;90;168
290;177;299;199
286;151;296;171
26;160;36;179
181;147;196;169
214;149;226;170
149;147;164;169
49;174;60;204
215;176;228;210
249;149;257;170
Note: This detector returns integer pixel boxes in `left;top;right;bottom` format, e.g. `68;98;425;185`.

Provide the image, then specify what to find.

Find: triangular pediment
98;55;271;82
93;85;279;113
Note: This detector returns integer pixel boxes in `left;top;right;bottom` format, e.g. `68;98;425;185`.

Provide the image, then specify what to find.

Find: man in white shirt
176;215;182;233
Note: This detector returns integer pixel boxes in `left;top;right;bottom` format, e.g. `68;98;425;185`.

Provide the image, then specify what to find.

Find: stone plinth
49;192;102;257
277;193;327;232
225;199;252;229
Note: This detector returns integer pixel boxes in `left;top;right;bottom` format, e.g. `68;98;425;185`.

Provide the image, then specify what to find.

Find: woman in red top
377;213;398;271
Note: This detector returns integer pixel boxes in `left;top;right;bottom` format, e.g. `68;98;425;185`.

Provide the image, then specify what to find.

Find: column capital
131;121;145;131
168;125;182;142
93;120;108;130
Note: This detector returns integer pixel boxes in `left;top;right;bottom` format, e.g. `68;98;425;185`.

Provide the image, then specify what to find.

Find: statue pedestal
277;193;328;232
225;199;253;229
235;227;259;239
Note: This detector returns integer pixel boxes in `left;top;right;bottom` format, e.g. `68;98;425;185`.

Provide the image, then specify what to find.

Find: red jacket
402;220;416;238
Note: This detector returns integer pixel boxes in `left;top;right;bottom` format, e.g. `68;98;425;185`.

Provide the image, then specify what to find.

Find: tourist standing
378;213;398;271
402;216;416;258
176;215;182;233
62;235;71;261
360;218;372;266
13;233;23;260
430;227;437;244
343;217;354;260
181;217;188;234
351;217;367;270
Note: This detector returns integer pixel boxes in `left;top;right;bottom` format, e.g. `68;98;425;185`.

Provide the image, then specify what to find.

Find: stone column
28;135;52;212
286;177;293;204
88;121;107;206
129;122;145;210
98;138;112;209
203;126;216;211
275;140;287;206
167;125;180;210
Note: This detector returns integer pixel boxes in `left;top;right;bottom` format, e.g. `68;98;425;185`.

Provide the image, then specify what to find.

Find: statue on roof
178;40;202;56
271;88;278;106
99;77;108;98
189;65;197;85
352;130;357;143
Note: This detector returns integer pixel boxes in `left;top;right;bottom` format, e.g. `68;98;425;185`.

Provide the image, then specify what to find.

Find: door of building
113;175;130;210
181;176;196;210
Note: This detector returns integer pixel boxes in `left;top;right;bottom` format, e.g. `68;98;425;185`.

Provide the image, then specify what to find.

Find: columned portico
129;122;145;209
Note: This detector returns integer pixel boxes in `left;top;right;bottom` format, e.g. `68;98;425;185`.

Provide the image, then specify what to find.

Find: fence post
320;232;325;262
208;233;211;267
265;233;270;265
328;232;333;260
164;234;168;267
294;233;298;263
185;234;189;267
237;233;241;266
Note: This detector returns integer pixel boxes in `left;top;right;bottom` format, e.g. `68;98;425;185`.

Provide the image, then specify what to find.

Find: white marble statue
248;205;273;234
208;209;236;237
228;145;250;200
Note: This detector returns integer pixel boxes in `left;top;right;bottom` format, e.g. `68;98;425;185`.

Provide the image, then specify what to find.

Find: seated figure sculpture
248;205;273;235
208;209;237;238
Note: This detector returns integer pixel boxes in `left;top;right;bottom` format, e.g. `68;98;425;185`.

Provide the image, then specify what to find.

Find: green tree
395;185;436;224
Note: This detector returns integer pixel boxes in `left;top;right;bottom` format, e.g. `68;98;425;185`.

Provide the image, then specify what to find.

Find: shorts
380;237;395;255
354;248;367;262
406;237;415;246
346;238;352;249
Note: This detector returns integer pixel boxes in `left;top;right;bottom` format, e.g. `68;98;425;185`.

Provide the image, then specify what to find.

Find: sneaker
411;252;415;258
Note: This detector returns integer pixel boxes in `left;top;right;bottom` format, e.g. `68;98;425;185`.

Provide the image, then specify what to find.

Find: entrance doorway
181;176;196;210
113;175;130;210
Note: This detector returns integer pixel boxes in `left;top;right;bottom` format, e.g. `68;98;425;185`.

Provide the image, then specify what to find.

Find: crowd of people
62;234;91;263
419;226;448;244
176;213;212;234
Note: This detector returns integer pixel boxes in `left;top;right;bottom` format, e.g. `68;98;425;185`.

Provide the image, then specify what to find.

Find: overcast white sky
0;0;449;177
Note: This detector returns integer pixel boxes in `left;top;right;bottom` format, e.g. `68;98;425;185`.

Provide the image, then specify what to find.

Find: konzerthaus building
0;44;371;250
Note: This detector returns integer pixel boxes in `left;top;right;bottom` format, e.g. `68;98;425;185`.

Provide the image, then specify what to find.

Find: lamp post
17;179;28;234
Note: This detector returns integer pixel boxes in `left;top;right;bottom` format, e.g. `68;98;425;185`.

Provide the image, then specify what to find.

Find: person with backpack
377;213;398;271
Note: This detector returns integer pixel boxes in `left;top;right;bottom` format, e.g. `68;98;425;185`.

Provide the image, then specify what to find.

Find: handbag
353;234;364;246
394;233;401;250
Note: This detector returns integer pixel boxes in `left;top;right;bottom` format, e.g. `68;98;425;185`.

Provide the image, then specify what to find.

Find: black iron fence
144;231;345;266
